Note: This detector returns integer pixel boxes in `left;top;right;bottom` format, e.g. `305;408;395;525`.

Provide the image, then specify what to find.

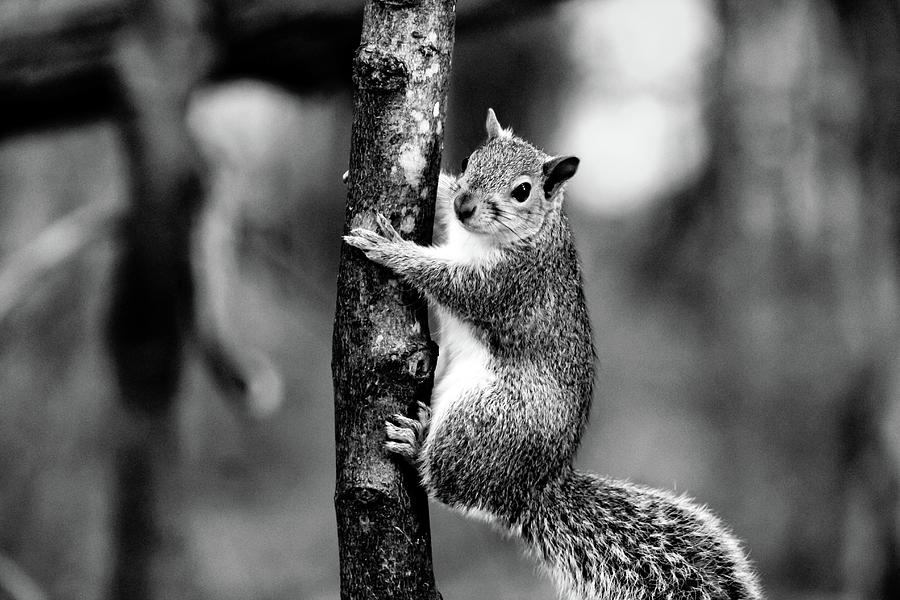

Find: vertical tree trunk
106;1;213;598
332;2;455;599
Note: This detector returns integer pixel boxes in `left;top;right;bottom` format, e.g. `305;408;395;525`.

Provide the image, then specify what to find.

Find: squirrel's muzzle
454;192;478;222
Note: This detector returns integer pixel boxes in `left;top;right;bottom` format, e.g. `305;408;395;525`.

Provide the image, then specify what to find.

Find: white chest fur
428;304;492;440
438;215;497;263
426;213;497;441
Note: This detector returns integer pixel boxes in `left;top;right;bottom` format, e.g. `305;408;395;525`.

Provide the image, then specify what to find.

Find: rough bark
332;1;455;599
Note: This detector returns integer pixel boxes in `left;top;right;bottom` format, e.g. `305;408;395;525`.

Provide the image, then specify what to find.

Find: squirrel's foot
385;401;430;465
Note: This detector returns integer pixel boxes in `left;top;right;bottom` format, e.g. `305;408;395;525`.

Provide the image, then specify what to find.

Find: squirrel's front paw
385;401;430;465
343;213;405;266
344;227;382;250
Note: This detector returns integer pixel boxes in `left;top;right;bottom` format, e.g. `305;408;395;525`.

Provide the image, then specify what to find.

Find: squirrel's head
450;108;579;244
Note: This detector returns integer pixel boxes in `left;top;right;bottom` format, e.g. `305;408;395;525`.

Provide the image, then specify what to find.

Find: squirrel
344;109;762;600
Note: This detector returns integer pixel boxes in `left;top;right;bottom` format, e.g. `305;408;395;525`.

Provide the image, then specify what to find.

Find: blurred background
1;0;899;599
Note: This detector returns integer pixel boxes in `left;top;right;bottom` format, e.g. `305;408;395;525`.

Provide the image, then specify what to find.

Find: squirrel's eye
511;182;531;203
460;156;469;171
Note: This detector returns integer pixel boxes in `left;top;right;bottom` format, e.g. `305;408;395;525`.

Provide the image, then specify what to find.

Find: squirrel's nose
454;193;477;222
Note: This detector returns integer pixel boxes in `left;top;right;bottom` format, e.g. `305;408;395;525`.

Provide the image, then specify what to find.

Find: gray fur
345;114;762;600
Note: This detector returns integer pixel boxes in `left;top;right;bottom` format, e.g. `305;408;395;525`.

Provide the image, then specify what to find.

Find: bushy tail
518;469;762;600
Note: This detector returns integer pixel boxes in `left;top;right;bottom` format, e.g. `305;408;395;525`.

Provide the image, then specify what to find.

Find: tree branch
0;2;125;135
332;1;455;598
0;0;572;135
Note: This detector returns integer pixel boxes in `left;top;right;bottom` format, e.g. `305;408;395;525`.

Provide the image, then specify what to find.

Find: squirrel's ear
542;156;579;198
486;108;503;140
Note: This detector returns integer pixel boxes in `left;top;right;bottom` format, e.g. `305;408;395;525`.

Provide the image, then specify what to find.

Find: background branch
0;199;124;327
0;552;48;600
0;0;572;136
104;0;212;597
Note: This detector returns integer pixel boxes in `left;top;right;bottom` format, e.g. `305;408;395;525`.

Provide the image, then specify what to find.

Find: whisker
493;210;525;243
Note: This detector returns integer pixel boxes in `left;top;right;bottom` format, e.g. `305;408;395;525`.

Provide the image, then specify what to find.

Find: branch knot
353;45;409;92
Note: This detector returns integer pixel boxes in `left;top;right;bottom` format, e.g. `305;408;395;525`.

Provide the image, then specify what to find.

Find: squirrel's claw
385;440;417;463
343;227;385;252
342;234;366;250
389;413;425;440
375;213;403;243
386;419;418;446
344;214;402;251
344;217;409;269
385;409;429;465
416;401;432;428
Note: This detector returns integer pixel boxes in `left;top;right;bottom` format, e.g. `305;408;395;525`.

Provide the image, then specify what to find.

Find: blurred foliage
1;1;899;600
